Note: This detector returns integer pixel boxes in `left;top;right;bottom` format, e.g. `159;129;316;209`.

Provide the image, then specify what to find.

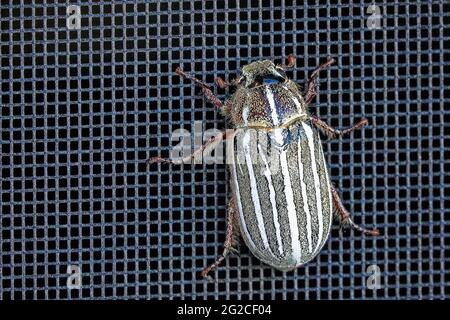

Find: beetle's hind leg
201;196;240;281
331;184;379;236
311;115;368;139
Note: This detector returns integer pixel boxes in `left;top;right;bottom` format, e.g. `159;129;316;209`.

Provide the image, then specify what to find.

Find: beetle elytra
148;55;379;280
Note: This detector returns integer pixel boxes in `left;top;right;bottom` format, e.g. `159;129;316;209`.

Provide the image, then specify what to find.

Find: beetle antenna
278;54;296;70
215;77;229;89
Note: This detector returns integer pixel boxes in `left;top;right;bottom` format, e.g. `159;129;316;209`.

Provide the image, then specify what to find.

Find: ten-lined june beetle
148;55;379;280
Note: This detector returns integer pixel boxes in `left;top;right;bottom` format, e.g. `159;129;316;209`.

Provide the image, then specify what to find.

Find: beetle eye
263;77;281;84
262;75;284;85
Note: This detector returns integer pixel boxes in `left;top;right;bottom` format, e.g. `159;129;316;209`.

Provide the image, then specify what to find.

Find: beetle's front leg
331;184;379;236
147;129;235;166
311;115;368;139
304;57;335;104
176;67;224;110
201;196;240;281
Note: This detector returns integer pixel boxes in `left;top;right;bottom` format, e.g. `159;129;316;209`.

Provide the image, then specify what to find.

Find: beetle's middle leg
201;196;240;281
331;184;379;236
311;115;368;139
147;129;235;166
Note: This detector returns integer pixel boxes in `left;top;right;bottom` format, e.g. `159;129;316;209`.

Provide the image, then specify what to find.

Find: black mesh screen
1;0;449;299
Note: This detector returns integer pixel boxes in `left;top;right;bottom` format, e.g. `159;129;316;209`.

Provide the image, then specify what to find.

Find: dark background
1;0;449;299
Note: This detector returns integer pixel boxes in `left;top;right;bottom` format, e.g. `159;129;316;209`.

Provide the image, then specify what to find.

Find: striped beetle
149;55;379;280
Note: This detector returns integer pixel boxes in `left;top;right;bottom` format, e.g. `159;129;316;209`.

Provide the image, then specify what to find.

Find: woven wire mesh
1;0;449;300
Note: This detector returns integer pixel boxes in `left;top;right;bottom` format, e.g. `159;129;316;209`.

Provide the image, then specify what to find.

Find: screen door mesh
1;0;449;300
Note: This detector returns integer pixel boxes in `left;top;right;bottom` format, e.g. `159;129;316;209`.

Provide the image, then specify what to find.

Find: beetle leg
331;184;379;236
147;129;235;166
304;57;335;104
201;196;240;281
311;115;368;139
176;67;223;110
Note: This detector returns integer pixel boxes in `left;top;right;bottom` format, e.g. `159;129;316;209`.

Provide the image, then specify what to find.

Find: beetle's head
228;56;307;129
240;60;287;89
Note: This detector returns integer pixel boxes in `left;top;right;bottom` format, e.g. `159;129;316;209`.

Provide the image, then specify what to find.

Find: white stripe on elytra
268;87;301;261
297;132;313;254
258;143;283;255
265;87;279;126
275;130;302;262
231;143;257;251
242;104;250;126
302;122;324;253
292;96;302;110
283;85;303;112
321;141;333;231
243;131;271;251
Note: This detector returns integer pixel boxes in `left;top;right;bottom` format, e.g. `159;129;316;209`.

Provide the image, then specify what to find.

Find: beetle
148;55;379;280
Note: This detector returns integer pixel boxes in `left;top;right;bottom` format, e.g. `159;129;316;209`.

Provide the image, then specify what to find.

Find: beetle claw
341;216;380;237
146;157;160;165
